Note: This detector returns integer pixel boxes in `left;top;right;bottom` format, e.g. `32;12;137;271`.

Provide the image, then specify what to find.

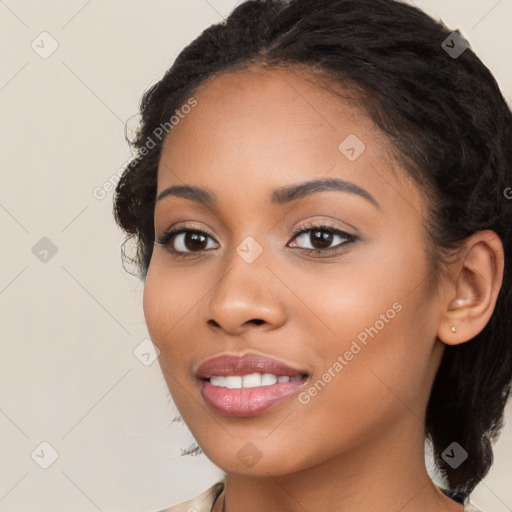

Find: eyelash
155;222;357;259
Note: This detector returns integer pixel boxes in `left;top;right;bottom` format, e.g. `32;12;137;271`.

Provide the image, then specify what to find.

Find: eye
288;222;356;255
156;227;219;256
155;222;357;258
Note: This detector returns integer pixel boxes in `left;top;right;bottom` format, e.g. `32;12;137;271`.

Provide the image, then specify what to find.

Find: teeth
209;372;303;389
261;373;277;386
225;376;242;389
242;373;262;388
210;376;225;387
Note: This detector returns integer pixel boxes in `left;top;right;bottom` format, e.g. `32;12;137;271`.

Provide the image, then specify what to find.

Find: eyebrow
156;177;379;209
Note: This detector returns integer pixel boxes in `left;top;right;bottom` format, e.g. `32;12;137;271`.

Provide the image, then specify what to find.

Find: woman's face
143;67;446;475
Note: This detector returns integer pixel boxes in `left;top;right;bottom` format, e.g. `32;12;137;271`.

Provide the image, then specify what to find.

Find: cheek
142;256;203;349
142;256;214;402
142;268;191;410
293;242;437;411
142;264;169;347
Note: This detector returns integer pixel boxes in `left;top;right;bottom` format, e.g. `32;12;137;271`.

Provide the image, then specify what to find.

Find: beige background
0;1;511;511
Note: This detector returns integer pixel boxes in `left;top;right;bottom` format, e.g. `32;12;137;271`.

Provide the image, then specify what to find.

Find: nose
201;252;287;336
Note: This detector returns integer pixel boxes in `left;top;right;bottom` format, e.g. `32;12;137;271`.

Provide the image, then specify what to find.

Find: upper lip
196;352;308;379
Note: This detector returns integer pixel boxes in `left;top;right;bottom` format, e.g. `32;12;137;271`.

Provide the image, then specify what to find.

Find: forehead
156;66;421;213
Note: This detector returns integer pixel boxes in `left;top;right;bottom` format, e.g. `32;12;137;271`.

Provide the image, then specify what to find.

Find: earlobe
438;230;504;346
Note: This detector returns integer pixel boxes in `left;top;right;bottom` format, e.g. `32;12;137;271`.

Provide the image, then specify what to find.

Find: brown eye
289;224;356;253
181;231;208;251
309;230;334;250
156;228;219;254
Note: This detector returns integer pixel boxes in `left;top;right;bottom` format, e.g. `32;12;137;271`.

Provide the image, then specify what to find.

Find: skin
143;66;504;512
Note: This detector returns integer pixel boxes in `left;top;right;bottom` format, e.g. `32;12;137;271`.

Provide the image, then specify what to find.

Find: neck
214;412;463;512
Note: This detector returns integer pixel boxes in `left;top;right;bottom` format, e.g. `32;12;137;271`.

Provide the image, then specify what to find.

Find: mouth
195;352;310;417
207;372;306;388
199;373;310;417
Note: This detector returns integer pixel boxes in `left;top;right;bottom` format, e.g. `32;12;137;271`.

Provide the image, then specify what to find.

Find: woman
113;0;512;510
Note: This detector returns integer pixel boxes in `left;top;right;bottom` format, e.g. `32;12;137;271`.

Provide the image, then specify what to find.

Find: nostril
207;318;265;329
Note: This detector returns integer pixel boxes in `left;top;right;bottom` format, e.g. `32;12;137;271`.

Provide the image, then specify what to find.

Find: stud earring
451;326;457;333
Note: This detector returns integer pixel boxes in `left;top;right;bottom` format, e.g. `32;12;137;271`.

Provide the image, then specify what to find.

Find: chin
196;437;316;478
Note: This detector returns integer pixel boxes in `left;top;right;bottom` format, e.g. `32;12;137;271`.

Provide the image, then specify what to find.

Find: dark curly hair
113;0;512;497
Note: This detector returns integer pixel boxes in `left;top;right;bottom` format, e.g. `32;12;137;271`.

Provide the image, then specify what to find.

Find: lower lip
200;377;308;417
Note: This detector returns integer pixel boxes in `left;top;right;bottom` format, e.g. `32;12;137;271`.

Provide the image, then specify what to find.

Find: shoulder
158;481;225;512
159;480;483;512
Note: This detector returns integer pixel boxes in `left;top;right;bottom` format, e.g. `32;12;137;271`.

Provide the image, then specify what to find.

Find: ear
437;230;504;345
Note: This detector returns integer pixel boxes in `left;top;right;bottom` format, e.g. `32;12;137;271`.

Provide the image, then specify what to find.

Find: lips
195;352;310;417
196;352;308;379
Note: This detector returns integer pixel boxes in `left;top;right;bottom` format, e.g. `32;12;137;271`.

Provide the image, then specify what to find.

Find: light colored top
159;481;484;512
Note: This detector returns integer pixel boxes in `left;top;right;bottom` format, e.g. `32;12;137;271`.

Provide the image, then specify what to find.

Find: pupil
186;232;207;251
311;230;332;249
